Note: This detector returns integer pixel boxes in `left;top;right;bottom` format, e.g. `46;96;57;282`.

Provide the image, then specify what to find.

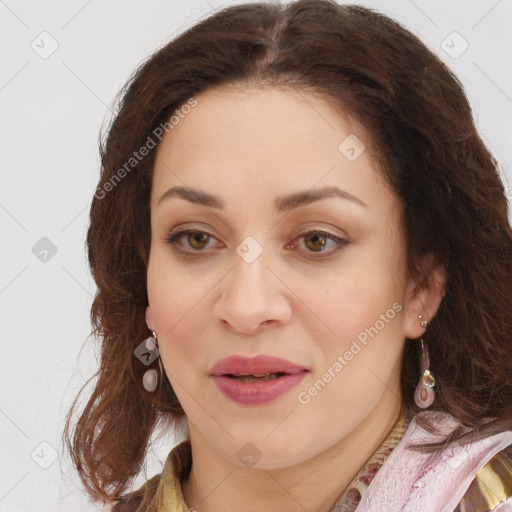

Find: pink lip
210;354;307;376
209;355;308;405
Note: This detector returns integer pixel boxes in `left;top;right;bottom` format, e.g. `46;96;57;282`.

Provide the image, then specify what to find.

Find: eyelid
293;224;347;240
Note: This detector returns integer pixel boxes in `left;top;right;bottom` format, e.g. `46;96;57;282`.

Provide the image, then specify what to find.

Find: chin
221;436;311;471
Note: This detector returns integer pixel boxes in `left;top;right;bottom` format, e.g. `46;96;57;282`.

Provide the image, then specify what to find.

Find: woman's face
146;86;442;468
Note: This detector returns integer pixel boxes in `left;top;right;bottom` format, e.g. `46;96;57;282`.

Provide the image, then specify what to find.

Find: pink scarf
349;410;512;511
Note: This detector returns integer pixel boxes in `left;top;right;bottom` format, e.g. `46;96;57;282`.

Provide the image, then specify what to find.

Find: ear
145;305;155;332
402;253;447;339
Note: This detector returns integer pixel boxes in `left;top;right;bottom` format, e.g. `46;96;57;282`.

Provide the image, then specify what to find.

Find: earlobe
145;305;154;332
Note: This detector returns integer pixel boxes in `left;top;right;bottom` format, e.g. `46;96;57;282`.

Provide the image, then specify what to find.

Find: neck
181;397;403;512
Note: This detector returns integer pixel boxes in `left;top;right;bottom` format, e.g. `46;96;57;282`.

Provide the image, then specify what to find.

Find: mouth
209;355;309;405
223;372;290;383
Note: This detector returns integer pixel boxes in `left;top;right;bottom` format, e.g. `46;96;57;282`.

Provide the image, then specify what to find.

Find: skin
145;85;446;512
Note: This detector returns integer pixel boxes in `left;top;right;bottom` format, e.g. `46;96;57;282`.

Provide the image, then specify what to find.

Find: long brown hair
63;0;512;506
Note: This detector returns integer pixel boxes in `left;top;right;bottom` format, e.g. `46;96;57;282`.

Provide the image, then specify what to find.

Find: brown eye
187;232;210;250
291;229;349;258
166;229;217;254
304;232;328;252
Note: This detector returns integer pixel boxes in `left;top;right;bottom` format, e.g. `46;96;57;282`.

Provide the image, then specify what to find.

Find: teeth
230;373;283;382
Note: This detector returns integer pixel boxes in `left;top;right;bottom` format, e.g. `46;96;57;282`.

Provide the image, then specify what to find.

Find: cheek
313;255;404;347
298;273;405;427
148;248;209;321
147;254;213;359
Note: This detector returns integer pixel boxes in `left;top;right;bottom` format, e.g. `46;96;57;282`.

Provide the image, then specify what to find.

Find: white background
1;0;511;510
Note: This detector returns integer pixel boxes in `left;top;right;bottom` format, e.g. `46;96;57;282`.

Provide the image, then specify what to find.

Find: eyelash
165;227;349;259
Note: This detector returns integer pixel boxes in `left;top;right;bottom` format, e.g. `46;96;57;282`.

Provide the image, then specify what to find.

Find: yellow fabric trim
476;464;508;508
456;448;512;512
156;440;192;512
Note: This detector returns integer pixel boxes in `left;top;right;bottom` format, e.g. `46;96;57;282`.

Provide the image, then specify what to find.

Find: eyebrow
157;185;367;212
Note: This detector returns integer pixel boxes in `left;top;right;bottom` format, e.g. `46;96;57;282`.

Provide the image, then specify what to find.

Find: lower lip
211;371;308;405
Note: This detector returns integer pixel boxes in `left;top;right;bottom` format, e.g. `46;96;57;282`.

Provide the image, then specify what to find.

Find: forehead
156;85;364;164
151;85;395;214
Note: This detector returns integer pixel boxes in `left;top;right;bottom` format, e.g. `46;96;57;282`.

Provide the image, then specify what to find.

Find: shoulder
107;440;191;512
454;443;512;512
109;473;161;512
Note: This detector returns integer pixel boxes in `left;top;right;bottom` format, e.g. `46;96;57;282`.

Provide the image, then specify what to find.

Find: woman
63;1;512;510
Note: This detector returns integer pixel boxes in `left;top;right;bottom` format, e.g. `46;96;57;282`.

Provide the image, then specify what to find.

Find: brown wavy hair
62;0;512;507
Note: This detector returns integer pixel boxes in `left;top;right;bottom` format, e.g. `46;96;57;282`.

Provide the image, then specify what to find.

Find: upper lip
209;355;308;376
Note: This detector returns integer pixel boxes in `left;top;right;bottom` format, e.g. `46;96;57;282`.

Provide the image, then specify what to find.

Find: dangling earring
142;330;162;393
414;314;435;408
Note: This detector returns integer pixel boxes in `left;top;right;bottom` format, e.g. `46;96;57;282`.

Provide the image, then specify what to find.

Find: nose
212;250;292;335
